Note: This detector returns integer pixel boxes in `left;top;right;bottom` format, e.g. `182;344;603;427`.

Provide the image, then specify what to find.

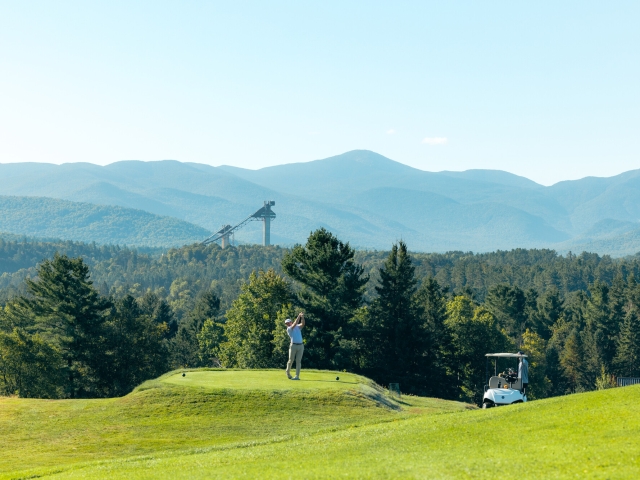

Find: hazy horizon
2;150;638;188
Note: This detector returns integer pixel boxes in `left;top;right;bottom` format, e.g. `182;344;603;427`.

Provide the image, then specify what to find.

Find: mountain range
1;150;639;255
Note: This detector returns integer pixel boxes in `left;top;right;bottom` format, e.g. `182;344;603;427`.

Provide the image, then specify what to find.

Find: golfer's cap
284;318;292;324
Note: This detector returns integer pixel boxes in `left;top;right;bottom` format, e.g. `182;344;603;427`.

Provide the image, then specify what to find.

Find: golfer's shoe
287;374;293;379
292;377;300;380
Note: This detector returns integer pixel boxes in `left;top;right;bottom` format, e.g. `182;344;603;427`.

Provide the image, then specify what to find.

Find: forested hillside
2;233;640;404
0;196;210;247
1;236;637;308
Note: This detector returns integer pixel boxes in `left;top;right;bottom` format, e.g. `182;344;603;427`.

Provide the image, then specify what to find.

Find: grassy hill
1;370;639;479
0;196;210;247
0;369;467;479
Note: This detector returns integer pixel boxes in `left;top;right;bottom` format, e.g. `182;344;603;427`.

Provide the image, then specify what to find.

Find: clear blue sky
1;1;638;185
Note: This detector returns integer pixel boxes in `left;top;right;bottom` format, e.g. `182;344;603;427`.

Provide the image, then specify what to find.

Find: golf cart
482;352;527;409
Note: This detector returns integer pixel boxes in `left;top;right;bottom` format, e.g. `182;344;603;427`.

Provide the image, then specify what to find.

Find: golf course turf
1;369;639;479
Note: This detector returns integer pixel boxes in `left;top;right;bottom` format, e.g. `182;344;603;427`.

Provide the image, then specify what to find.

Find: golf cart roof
485;353;527;358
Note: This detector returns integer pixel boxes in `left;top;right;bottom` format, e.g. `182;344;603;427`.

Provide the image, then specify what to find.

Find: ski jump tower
202;201;276;248
254;200;276;246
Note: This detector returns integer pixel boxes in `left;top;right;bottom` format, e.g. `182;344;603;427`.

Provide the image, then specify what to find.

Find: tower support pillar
263;216;271;246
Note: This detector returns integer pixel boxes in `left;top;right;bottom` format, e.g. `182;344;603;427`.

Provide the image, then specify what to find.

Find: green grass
0;369;467;479
3;370;640;479
161;369;362;391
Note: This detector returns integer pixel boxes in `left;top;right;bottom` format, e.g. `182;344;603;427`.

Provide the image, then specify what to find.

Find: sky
1;1;638;185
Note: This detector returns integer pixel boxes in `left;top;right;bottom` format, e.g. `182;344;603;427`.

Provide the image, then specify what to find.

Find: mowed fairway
0;369;467;479
2;371;640;479
162;369;362;391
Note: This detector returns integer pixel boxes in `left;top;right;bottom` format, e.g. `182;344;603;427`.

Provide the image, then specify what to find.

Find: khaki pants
286;343;304;378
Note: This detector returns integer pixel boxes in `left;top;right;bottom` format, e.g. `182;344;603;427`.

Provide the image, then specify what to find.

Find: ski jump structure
202;201;276;248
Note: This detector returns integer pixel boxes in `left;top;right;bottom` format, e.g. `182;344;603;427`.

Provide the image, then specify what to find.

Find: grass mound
15;383;640;479
0;369;467;479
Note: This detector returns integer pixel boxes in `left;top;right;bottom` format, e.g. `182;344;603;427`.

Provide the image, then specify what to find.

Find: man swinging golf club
285;313;305;380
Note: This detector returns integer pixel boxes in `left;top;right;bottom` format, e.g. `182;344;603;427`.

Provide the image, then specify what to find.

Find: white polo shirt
287;325;303;344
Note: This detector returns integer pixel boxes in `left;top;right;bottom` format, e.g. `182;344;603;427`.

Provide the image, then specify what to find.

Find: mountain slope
2;151;640;254
0;196;210;247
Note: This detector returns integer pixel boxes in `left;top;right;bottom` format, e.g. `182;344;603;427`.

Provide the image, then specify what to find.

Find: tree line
1;229;640;404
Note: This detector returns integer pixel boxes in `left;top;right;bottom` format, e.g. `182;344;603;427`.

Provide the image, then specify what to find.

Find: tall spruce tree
613;308;640;377
485;285;528;343
537;287;564;340
100;295;169;396
365;242;428;393
282;228;368;369
169;289;221;368
138;291;177;339
20;254;111;398
415;277;454;398
582;282;615;382
561;328;588;391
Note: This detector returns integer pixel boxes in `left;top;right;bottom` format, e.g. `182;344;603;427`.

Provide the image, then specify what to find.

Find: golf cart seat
489;376;508;389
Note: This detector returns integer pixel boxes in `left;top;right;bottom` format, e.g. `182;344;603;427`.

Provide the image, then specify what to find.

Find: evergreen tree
0;328;64;398
282;228;368;369
19;254;111;397
414;277;453;398
169;289;221;368
545;315;574;396
613;308;640;377
100;295;169;396
138;291;177;339
485;284;528;343
537;287;564;340
582;282;616;381
560;328;588;391
364;242;427;393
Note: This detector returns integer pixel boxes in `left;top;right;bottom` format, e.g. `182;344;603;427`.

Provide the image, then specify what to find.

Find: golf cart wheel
482;401;494;409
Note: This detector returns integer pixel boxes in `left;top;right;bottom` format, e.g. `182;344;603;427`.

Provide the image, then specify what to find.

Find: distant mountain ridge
1;150;639;255
0;196;209;247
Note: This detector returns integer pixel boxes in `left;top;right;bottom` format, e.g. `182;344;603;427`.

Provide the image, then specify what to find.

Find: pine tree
613;308;640;377
560;328;587;391
20;254;111;398
415;277;452;398
169;289;221;368
138;291;177;339
100;295;169;396
536;287;564;340
365;242;426;392
0;328;64;398
583;282;614;380
282;228;368;369
485;284;527;343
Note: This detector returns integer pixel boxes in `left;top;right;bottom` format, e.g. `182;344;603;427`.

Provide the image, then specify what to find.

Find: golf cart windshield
485;353;527;392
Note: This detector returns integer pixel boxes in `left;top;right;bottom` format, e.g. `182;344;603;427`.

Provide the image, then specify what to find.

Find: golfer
285;313;305;380
518;352;529;395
